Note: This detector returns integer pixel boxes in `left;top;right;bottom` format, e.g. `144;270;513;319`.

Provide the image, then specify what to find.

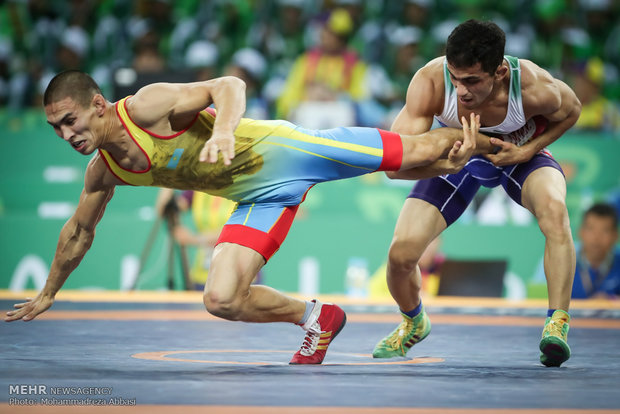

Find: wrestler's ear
495;64;509;81
92;94;106;116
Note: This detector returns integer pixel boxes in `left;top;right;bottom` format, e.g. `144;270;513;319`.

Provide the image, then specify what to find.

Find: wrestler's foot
373;308;431;358
539;310;571;367
289;300;346;364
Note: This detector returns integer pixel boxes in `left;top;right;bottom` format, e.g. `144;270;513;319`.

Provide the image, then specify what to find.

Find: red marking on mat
131;349;444;366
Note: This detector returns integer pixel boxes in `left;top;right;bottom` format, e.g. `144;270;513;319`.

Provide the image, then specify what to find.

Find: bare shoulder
519;59;562;117
414;57;445;87
125;83;180;128
124;77;242;130
84;153;123;193
406;57;445;114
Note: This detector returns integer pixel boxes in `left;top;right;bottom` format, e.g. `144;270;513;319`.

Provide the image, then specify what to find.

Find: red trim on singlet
215;202;307;261
120;98;199;139
377;129;403;171
214;185;313;260
540;149;553;157
216;203;302;261
97;150;134;186
112;101;151;174
217;225;280;261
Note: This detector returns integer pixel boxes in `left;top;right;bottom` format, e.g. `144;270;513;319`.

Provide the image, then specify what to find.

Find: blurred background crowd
0;0;619;297
1;0;620;132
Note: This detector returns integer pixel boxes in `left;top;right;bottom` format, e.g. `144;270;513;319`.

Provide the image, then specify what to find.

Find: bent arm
485;65;582;166
519;79;581;157
129;76;247;164
198;76;247;145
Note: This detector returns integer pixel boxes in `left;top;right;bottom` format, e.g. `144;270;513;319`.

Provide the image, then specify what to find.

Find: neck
98;102;127;154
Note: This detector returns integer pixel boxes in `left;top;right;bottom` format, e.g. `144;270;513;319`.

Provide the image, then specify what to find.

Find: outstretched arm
5;160;115;322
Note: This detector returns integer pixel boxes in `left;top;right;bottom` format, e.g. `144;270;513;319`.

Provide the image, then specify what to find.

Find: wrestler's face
446;62;497;109
45;96;98;155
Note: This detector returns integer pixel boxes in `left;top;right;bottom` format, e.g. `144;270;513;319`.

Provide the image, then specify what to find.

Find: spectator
386;26;424;104
246;0;308;66
185;40;219;82
224;48;269;120
573;202;620;299
275;8;370;128
132;29;166;74
572;57;620;132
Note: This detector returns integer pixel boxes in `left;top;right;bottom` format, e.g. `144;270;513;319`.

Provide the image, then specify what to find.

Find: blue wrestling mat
1;291;620;414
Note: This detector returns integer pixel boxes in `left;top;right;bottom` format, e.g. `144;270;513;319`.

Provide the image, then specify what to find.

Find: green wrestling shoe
539;309;571;367
372;308;431;358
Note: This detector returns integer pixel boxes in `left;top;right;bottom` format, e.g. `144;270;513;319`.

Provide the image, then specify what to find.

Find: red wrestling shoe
289;300;347;365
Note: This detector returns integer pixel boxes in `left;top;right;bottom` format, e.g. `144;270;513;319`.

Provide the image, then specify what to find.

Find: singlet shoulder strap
504;55;522;99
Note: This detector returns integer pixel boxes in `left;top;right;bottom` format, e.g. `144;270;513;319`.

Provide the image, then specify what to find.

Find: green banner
1;112;619;298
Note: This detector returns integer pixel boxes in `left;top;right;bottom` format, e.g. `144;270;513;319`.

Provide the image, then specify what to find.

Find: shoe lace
299;322;322;356
545;318;567;338
385;317;414;353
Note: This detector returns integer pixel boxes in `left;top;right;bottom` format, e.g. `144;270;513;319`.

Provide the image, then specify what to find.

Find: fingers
225;141;235;162
461;115;469;130
460;114;478;153
5;308;28;322
461;113;480;130
463;113;479;137
448;141;462;160
199;140;236;165
199;145;209;163
22;311;37;322
219;143;234;166
208;143;219;164
489;137;506;147
5;297;50;322
199;142;220;164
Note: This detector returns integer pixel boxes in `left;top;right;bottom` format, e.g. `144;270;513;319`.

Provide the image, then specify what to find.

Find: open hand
5;294;54;322
446;112;479;172
199;133;235;165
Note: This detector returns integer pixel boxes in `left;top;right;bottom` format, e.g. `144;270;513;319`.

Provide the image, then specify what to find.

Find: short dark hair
446;19;506;76
583;202;618;228
43;70;103;108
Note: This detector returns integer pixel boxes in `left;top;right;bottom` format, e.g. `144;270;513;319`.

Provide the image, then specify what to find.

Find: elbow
223;76;246;92
385;171;399;179
573;100;582;119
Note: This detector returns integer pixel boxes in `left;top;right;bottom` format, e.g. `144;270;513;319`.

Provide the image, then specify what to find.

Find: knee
388;238;423;277
203;289;242;321
536;197;571;238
